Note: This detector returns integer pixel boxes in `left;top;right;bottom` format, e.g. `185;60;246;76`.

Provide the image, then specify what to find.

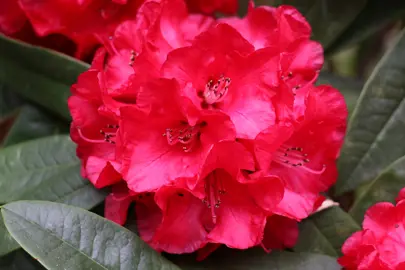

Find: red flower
118;79;236;193
69;49;123;188
162;24;280;139
68;0;348;257
132;141;284;253
254;85;347;220
185;0;238;15
339;190;405;270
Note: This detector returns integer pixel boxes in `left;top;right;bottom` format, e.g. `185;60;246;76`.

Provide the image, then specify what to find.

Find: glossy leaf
0;34;89;120
294;207;360;257
171;248;340;270
336;29;405;195
256;0;367;49
0;135;107;256
350;155;405;223
327;0;405;54
3;105;68;147
1;201;180;270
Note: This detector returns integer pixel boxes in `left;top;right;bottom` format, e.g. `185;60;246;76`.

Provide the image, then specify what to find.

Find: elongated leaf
2;201;180;270
336;29;405;195
0;135;107;256
350;155;405;223
294;207;360;257
3;105;68;147
0;34;88;120
256;0;366;49
0;85;24;119
327;0;405;54
171;248;340;270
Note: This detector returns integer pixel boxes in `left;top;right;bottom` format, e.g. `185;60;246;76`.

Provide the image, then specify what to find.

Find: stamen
274;144;326;175
77;124;118;145
77;128;106;144
129;50;136;66
163;121;204;152
202;75;231;105
202;171;225;224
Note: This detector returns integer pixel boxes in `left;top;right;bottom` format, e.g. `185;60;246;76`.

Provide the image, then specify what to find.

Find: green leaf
0;214;20;257
0;34;89;120
0;135;107;256
1;201;180;270
336;29;405;195
261;0;367;49
327;0;405;54
0;250;44;270
171;249;340;270
294;207;360;257
0;85;24;119
3;105;69;147
349;155;405;223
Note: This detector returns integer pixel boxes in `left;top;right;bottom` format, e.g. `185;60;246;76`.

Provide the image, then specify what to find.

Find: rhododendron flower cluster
0;0;237;59
339;188;405;270
68;0;347;255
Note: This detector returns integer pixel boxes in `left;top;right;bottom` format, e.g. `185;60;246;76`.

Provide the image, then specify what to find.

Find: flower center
163;121;205;152
199;75;231;108
202;171;226;224
273;144;326;174
77;124;119;145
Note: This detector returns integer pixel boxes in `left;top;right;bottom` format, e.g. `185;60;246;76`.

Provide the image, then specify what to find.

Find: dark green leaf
0;34;89;120
327;0;405;54
1;201;180;270
0;250;45;270
171;248;340;270
260;0;367;49
0;135;107;256
336;29;405;195
294;207;360;257
350;155;405;223
0;85;24;119
3;105;68;147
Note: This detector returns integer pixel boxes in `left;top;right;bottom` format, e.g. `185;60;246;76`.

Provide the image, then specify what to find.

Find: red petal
262;215;298;250
152;187;208;254
207;170;267;249
105;183;133;225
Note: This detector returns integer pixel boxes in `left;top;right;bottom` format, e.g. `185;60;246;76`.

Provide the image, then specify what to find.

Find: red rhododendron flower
132;142;284;253
69;49;123;188
254;85;347;220
339;188;405;270
162;24;278;139
186;0;238;15
67;0;347;256
118;79;237;192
